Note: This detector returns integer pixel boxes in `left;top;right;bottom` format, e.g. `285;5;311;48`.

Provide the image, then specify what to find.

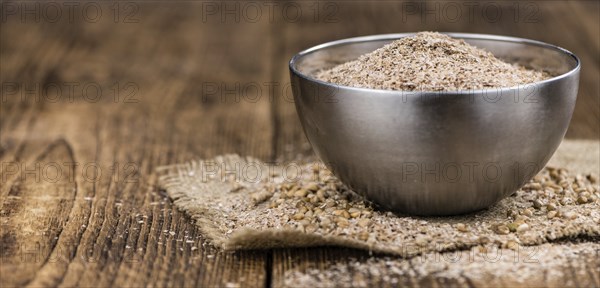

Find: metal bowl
289;33;580;216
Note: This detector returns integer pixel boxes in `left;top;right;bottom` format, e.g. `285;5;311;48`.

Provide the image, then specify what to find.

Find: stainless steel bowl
289;33;580;216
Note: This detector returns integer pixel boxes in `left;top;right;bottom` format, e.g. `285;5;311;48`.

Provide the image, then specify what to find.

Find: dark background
1;1;599;287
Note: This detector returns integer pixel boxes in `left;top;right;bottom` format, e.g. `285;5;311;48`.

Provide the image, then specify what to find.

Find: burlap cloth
157;140;599;258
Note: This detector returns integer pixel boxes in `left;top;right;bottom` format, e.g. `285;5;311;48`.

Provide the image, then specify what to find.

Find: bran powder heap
316;32;551;91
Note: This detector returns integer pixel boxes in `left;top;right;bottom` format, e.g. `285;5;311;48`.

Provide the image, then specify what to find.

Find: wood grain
1;1;598;287
272;242;600;288
1;3;272;287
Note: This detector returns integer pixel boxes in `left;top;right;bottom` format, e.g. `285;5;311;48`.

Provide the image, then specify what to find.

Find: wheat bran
315;32;551;91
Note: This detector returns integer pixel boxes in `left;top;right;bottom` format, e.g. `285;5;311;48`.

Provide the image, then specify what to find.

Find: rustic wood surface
1;1;598;287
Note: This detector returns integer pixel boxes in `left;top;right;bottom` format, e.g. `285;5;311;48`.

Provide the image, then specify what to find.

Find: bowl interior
292;33;579;86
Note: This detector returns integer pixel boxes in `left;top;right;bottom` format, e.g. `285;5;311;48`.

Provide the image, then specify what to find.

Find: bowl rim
289;32;581;95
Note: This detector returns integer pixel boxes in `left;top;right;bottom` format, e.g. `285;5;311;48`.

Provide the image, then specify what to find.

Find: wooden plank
273;242;600;288
1;1;597;287
1;3;272;287
270;1;600;287
271;247;369;288
549;1;599;139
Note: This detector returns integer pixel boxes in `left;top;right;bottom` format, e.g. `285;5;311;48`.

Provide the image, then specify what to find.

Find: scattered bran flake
315;32;551;91
283;242;600;287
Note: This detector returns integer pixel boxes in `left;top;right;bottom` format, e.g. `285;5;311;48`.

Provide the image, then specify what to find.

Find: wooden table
1;1;598;287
